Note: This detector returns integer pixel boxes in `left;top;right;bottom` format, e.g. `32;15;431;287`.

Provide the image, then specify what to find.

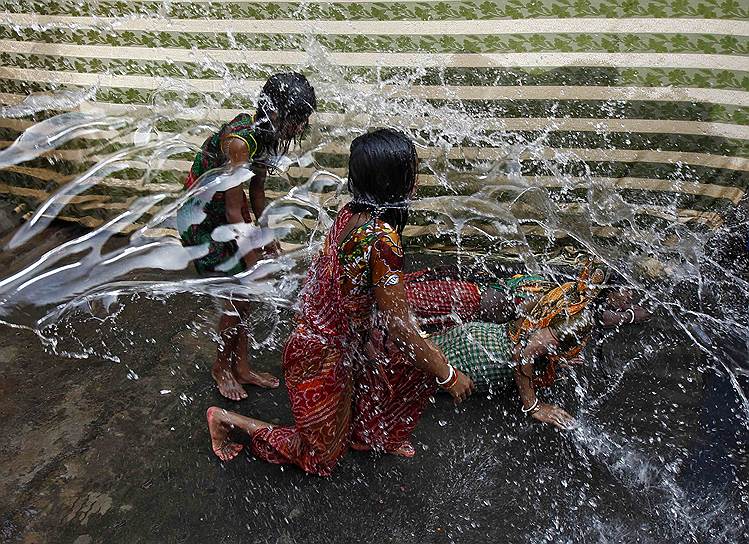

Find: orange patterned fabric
508;262;596;346
250;204;435;476
508;262;598;388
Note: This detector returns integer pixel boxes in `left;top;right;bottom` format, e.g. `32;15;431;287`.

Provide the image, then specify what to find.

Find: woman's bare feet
206;407;273;461
350;441;416;458
350;441;371;452
206;407;244;461
212;368;248;401
388;442;416;458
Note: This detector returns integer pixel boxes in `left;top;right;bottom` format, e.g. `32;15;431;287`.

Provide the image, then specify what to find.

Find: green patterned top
185;112;260;188
431;322;516;394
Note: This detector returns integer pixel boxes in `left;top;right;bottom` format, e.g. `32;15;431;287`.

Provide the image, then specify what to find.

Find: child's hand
560;354;585;368
531;403;574;429
446;369;474;405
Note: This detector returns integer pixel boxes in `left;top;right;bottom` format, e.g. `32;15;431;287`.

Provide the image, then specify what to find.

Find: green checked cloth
431;322;515;394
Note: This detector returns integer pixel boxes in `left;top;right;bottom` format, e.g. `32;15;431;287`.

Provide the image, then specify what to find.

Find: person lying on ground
398;264;651;429
405;265;650;332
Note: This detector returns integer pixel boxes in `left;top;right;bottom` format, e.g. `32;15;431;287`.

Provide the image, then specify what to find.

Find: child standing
179;72;316;400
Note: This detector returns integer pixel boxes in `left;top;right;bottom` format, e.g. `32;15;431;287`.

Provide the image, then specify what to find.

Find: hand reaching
444;368;475;405
531;403;574;430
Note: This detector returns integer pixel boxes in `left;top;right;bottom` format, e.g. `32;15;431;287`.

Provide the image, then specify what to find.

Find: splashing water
0;27;747;544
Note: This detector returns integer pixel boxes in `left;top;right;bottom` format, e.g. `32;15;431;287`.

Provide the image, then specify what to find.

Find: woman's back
296;205;403;345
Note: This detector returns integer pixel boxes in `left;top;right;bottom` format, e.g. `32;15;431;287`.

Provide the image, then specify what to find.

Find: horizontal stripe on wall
4;137;746;193
3;0;747;21
4;27;747;57
8;138;747;174
5;107;749;140
9;167;722;230
2;114;748;162
4;160;743;205
2;68;747;110
2;40;746;71
6;15;749;37
2;37;746;90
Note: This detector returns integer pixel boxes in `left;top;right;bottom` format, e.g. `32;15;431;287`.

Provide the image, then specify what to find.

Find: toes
217;382;246;401
215;442;243;461
393;443;416;458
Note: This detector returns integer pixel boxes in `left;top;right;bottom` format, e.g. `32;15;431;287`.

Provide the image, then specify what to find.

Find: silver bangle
625;308;636;324
436;364;455;386
521;398;539;414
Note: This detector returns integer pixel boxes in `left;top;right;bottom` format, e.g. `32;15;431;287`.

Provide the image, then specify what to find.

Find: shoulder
222;113;259;158
372;219;402;250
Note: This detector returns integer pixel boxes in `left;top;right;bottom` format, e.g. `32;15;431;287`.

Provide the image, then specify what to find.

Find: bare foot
231;333;279;389
206;407;244;461
350;441;371;452
388;442;416;458
350;441;416;458
212;369;248;401
234;369;280;389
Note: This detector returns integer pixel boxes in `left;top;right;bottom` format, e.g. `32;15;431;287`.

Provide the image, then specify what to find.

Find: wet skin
208;116;311;401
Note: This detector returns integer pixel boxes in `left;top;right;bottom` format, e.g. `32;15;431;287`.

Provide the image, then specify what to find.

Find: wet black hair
255;72;317;156
549;309;595;353
347;128;418;234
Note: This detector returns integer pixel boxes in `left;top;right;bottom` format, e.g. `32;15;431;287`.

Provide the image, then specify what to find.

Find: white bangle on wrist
436;364;455;386
521;398;540;414
625;308;636;324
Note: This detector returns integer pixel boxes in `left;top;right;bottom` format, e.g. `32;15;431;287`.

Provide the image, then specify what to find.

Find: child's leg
230;301;280;388
206;406;272;461
212;310;248;401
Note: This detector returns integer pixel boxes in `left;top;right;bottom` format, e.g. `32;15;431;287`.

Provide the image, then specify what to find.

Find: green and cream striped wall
0;0;747;252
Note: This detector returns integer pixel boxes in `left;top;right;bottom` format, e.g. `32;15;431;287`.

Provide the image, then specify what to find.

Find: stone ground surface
0;219;747;544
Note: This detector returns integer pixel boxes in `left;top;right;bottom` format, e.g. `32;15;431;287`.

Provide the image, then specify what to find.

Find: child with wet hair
206;128;474;475
404;264;651;429
178;72;316;401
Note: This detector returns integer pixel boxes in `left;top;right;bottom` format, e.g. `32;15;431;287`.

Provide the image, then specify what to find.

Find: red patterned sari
250;204;436;476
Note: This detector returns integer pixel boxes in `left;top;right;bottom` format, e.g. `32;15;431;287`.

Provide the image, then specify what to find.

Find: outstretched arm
513;327;574;429
374;280;475;404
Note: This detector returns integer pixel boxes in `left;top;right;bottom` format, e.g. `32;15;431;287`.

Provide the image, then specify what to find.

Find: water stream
0;28;747;543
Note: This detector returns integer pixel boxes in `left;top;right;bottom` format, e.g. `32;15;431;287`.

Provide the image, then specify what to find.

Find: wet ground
1;220;748;544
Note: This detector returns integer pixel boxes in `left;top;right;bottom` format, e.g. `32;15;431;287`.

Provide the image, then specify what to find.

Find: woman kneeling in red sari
206;129;474;476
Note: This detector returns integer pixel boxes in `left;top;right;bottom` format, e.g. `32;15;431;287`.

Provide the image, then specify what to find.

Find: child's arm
374;280;475;404
222;137;252;224
513;328;574;429
248;164;268;222
222;137;260;268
